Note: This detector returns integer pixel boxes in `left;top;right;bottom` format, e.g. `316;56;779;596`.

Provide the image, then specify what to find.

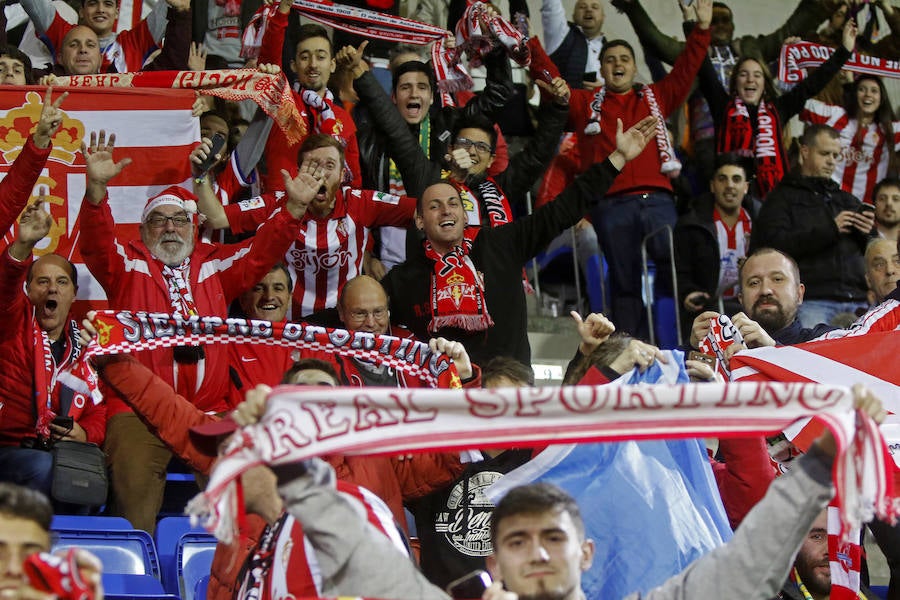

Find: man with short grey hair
751;124;873;328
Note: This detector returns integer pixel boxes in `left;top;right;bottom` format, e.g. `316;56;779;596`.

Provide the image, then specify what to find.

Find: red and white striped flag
730;331;900;414
0;85;198;315
732;330;900;600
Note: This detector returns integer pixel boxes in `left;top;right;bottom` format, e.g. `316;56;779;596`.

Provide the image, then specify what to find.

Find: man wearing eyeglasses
76;129;312;534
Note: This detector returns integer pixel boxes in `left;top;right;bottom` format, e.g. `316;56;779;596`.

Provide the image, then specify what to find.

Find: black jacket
674;193;760;308
770;318;837;345
382;158;621;366
751;172;870;303
352;48;514;198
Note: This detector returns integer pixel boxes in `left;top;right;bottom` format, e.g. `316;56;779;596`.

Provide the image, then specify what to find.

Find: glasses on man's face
145;213;191;228
870;255;900;273
348;307;388;321
454;137;492;154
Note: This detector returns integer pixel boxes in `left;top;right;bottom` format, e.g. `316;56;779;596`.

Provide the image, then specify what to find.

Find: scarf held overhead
83;310;460;389
53;70;306;144
779;42;900;84
189;382;898;544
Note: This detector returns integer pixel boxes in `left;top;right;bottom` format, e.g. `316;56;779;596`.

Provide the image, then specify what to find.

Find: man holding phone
751;124;873;327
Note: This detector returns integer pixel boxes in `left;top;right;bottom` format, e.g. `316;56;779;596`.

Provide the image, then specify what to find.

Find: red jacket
567;26;709;196
99;356;466;528
0;137;52;239
78;198;303;416
0;250;105;446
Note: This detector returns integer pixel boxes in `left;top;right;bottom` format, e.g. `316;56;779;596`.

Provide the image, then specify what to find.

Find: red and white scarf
240;0;471;96
161;259;199;318
698;313;745;381
83;311;461;389
584;85;681;177
32;320;96;439
424;228;494;333
779;41;900;85
185;382;898;544
240;0;444;57
718;97;785;198
455;1;530;69
55;69;306;144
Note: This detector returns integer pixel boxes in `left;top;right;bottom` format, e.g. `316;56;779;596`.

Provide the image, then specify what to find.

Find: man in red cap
76;129;317;533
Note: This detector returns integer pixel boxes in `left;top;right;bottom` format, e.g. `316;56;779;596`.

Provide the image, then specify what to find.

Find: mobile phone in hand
196;132;227;175
52;415;74;430
446;570;492;599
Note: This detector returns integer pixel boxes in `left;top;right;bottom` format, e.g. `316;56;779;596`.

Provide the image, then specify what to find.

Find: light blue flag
487;350;733;599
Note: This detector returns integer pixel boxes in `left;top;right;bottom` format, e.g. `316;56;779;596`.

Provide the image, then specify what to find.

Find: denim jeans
796;299;867;329
0;446;53;495
590;190;677;338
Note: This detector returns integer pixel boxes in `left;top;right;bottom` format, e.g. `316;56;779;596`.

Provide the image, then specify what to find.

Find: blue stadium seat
102;573;179;600
52;529;161;578
194;575;210;600
177;532;217;600
156;516;207;594
51;515;133;531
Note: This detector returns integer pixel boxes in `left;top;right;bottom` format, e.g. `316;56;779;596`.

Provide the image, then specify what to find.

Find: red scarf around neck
423;228;494;333
717;97;786;198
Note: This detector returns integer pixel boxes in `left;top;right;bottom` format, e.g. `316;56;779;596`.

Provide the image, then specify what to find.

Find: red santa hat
141;185;199;223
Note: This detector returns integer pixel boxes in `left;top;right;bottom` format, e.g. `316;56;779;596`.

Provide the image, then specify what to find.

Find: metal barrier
641;224;682;347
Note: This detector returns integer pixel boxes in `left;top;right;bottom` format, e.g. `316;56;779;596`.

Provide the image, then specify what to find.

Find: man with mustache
77;129;314;533
689;247;838;352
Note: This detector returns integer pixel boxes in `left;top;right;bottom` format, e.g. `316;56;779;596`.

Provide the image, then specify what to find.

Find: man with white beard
77;129;315;533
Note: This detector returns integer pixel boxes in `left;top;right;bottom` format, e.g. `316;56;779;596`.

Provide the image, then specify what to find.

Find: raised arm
540;0;571;56
493;79;569;202
78;130;133;289
642;387;886;600
0;88;64;236
18;0;57;36
191;136;230;229
743;0;834;63
774;18;855;122
343;42;442;200
609;0;686;66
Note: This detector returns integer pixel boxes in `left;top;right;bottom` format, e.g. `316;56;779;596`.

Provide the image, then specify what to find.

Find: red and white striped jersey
237;480;407;600
800;99;900;202
224;187;416;318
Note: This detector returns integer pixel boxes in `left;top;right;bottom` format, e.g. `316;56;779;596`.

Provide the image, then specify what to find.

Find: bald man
865;238;900;305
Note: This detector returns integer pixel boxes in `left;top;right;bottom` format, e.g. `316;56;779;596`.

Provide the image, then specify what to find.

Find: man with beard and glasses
688;247;838;353
77;129;314;533
195;134;417;319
